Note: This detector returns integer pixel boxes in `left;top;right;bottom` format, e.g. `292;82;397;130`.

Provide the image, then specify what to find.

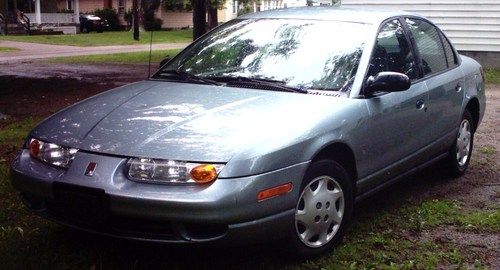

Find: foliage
124;9;133;26
93;8;120;30
142;0;164;31
237;5;253;16
162;0;193;11
161;0;225;11
0;30;192;46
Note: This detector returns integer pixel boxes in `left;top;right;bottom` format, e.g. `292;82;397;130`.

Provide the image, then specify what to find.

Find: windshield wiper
156;70;221;86
208;76;307;94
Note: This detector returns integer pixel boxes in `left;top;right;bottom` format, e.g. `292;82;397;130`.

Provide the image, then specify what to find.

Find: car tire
81;27;88;33
443;109;475;178
288;159;353;258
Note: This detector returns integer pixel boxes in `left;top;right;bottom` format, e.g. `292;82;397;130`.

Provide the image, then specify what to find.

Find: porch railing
25;13;76;24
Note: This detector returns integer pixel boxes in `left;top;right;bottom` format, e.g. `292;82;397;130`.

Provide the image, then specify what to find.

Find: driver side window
368;19;418;81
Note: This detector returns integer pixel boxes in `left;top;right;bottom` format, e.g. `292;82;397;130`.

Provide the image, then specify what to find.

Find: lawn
0;46;19;53
47;49;181;64
0;30;192;46
485;68;500;84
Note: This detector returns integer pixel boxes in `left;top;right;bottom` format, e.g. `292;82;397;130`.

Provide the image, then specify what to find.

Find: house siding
156;9;193;28
341;0;500;52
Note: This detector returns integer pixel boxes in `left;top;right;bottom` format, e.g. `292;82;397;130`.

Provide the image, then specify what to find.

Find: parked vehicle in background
79;14;109;33
12;7;486;257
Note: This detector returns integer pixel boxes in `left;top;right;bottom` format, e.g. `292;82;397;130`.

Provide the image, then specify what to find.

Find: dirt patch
421;226;500;268
0;62;148;120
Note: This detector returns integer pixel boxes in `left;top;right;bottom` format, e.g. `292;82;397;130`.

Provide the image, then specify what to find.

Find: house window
67;0;73;11
118;0;125;14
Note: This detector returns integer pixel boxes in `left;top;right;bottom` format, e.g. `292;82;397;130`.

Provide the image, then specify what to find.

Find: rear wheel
289;160;353;257
443;110;474;177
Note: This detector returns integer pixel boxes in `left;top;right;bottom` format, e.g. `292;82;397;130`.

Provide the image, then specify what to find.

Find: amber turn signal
257;183;293;202
190;164;218;184
29;139;41;157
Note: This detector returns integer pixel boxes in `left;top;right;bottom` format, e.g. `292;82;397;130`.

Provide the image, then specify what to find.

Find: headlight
28;138;78;168
127;158;224;184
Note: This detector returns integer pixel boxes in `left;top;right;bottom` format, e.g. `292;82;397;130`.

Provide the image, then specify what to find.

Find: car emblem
85;162;97;177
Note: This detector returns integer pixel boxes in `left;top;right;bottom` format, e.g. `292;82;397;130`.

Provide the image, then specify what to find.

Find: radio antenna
148;30;154;78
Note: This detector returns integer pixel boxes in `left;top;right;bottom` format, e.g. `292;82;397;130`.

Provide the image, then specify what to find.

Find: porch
1;0;80;35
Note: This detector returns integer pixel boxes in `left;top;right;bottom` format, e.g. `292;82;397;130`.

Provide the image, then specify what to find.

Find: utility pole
132;0;139;40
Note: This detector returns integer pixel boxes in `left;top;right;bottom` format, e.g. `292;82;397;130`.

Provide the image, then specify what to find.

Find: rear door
404;17;464;147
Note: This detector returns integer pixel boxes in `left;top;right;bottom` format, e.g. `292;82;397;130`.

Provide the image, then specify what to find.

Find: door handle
416;99;426;110
456;84;463;92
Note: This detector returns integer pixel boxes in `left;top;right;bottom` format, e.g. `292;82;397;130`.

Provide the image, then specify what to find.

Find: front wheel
443;110;475;177
289;160;353;257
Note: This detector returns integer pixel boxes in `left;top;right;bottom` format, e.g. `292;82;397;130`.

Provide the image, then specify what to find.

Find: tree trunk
207;5;218;30
133;0;139;40
192;0;206;40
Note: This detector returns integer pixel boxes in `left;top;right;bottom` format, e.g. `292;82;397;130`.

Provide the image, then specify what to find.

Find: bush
237;5;253;16
144;18;163;31
123;9;133;26
93;8;120;29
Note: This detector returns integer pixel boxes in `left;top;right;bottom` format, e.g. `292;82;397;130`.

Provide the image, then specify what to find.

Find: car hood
31;80;351;163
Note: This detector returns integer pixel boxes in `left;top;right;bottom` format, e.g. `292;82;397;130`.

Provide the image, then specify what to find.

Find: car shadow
34;163;453;269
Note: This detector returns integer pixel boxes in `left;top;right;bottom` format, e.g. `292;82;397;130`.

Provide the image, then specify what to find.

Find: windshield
157;19;369;91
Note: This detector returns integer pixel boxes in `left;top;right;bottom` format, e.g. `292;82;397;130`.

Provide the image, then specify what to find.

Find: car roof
238;6;417;25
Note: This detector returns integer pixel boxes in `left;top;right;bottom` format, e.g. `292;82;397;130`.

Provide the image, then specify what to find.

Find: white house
341;0;500;67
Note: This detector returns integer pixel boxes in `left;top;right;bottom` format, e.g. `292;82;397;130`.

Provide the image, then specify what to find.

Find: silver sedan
11;7;486;257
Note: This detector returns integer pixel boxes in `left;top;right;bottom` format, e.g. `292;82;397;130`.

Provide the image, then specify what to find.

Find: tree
192;0;206;40
133;0;139;40
207;0;226;30
161;0;227;40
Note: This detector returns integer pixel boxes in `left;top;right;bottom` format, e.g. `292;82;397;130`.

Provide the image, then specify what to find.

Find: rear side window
440;32;457;67
405;18;448;76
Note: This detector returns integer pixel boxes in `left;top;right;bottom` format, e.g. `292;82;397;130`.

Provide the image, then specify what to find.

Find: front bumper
11;150;308;244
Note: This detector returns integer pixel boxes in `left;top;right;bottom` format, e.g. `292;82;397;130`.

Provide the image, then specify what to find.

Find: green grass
0;118;41;147
46;48;181;64
0;46;19;53
299;199;500;270
0;30;192;46
478;146;496;155
484;68;500;84
405;199;500;232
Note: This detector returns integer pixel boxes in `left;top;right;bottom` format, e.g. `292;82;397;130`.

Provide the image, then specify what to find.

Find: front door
357;18;430;193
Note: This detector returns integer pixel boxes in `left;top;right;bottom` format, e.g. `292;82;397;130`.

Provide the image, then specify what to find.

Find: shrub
123;9;133;26
237;5;253;16
93;8;120;29
144;18;163;31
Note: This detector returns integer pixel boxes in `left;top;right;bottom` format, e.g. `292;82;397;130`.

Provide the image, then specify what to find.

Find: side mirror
159;57;172;68
365;71;411;95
